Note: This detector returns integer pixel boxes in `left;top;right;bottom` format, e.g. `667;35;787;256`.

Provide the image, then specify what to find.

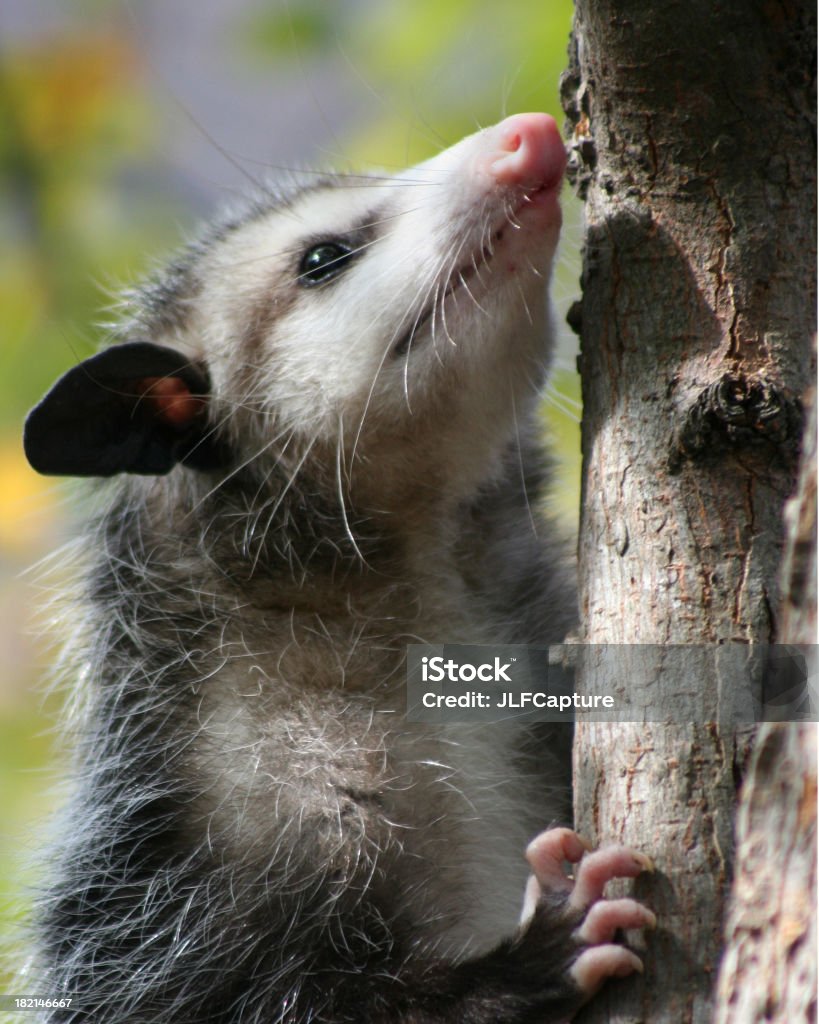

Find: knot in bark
670;373;802;473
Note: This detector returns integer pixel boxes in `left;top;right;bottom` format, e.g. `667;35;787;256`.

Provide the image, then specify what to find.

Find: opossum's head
25;113;565;503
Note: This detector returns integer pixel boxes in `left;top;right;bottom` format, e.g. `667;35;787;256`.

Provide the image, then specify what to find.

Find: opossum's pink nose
487;113;566;190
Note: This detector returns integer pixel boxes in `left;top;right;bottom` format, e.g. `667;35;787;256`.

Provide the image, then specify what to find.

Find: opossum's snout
480;112;566;195
388;113;565;361
421;110;566;226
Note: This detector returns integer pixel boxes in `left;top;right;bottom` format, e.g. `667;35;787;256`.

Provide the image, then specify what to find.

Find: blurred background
0;0;579;993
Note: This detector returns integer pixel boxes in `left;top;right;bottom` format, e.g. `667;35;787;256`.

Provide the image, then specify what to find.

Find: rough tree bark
559;2;816;1023
713;394;816;1024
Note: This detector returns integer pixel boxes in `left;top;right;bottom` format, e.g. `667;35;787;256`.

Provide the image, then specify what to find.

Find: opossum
24;113;654;1023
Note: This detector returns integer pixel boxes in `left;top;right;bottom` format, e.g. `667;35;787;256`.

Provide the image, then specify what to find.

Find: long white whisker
514;278;534;326
334;40;450;153
250;436;316;575
457;272;490;317
511;388;539;539
352;223;458;445
397;236;465;402
189;421;292;514
544;384;582;424
335;419;368;566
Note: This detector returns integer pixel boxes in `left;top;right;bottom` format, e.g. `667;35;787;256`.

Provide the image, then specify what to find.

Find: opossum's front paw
521;827;655;1001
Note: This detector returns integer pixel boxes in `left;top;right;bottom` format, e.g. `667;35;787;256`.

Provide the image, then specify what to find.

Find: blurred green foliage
0;0;578;994
244;0;574;166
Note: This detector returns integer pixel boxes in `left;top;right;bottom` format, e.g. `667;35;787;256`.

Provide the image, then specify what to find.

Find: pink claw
571;944;644;995
568;846;653;912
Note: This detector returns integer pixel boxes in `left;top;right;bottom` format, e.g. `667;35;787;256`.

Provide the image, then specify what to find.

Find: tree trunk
560;2;816;1022
713;394;817;1024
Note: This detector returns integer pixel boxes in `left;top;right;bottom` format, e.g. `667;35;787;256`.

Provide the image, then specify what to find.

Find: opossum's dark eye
298;242;354;287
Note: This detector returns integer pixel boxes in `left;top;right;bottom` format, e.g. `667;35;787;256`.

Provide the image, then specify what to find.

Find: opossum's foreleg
389;827;653;1024
522;828;654;1001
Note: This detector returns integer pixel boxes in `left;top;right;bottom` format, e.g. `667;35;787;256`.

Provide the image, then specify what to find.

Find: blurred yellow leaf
6;36;139;158
0;436;58;553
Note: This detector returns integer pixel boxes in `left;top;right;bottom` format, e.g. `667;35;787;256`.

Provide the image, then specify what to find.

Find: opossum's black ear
24;342;229;477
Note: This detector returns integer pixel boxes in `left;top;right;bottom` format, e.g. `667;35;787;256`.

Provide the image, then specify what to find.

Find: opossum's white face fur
163;114;565;504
